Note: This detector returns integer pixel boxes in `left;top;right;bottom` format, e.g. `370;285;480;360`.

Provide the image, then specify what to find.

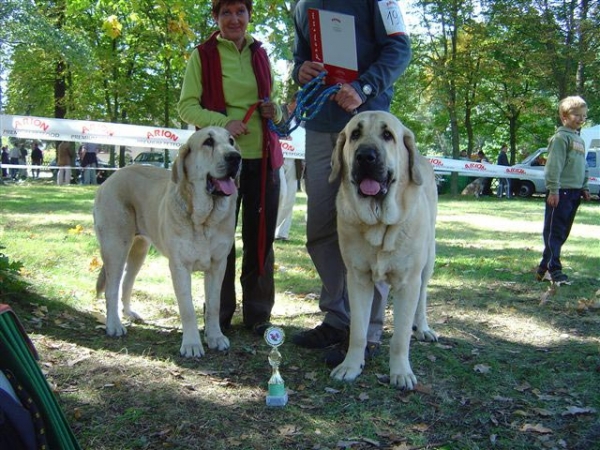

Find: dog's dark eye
382;130;394;141
350;129;361;141
204;137;215;147
229;137;235;146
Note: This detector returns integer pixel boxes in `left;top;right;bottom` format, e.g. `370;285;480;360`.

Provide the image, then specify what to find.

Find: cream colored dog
329;111;438;389
94;128;241;358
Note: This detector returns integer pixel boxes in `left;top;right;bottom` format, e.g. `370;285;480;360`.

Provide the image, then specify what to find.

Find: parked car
512;147;600;197
131;151;170;168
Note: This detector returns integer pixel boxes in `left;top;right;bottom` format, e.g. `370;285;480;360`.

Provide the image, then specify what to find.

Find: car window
586;151;597;168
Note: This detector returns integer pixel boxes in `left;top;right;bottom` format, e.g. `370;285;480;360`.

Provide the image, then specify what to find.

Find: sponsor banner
1;114;192;149
1;114;306;158
2;115;596;186
279;126;305;160
428;157;599;186
427;157;543;180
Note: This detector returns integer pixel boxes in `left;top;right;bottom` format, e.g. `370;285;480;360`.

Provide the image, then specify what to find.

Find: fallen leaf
392;444;411;450
304;371;318;381
361;437;380;446
358;392;369;401
514;382;531;392
278;424;302;436
532;408;553;417
562;406;597;416
325;387;340;394
520;423;553;434
67;355;90;367
474;364;491;374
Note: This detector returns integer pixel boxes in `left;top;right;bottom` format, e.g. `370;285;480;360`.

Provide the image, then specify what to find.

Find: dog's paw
412;326;438;342
105;319;127;337
179;342;205;358
205;333;230;352
390;371;418;390
330;363;364;382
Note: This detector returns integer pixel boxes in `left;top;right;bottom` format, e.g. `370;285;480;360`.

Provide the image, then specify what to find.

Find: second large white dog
329;111;438;389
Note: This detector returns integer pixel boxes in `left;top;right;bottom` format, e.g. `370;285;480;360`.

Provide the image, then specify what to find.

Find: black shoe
325;340;381;368
550;270;569;284
536;268;551;282
291;323;347;349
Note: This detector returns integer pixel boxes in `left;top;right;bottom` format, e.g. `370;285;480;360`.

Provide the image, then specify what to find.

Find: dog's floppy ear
172;142;190;184
403;127;423;186
329;129;347;183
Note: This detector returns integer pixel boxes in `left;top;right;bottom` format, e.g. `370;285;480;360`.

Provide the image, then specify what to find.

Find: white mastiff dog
329;111;438;389
94;127;241;358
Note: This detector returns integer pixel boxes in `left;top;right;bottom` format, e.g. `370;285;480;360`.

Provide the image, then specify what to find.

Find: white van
513;147;600;197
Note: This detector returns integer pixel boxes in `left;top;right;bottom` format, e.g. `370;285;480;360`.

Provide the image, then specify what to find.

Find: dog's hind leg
120;236;150;322
412;246;438;343
99;240;130;338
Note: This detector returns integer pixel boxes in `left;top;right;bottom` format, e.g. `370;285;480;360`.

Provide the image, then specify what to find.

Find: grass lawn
1;179;599;450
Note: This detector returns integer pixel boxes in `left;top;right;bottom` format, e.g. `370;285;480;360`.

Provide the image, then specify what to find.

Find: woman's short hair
212;0;253;15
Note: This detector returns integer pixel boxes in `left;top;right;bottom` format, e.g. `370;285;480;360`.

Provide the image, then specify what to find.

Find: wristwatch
361;83;373;96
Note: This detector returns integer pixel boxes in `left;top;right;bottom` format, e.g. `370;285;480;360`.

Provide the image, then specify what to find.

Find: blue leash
268;72;341;137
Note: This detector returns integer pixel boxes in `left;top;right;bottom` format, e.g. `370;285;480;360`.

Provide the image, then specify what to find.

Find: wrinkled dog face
346;114;400;199
173;127;242;196
330;112;422;202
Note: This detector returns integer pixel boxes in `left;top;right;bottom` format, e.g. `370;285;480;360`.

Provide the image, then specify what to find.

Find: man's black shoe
325;341;381;368
291;323;347;349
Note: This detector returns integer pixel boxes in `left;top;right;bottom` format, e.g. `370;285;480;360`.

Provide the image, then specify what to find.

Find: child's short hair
558;96;587;116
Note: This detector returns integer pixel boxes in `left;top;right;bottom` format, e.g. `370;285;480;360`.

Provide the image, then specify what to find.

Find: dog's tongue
214;178;236;196
359;179;381;196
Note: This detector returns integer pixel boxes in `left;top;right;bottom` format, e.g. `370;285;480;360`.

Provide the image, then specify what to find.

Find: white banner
280;125;305;160
1;114;192;149
429;157;599;186
1;115;596;186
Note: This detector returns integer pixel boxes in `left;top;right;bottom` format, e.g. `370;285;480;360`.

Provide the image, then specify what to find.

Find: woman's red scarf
197;31;282;274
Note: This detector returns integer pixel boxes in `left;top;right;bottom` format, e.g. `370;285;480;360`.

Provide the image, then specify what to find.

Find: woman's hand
225;120;249;138
259;101;278;120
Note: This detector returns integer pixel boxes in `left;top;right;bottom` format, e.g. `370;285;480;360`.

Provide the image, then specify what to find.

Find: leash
268;72;342;137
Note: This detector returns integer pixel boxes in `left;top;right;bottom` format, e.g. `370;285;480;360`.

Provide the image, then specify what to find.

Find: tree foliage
2;0;599;164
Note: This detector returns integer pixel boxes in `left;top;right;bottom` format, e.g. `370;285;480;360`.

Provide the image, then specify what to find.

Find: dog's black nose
356;146;378;166
225;152;241;164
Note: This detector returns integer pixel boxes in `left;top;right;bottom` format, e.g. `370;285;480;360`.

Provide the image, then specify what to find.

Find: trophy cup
264;326;288;407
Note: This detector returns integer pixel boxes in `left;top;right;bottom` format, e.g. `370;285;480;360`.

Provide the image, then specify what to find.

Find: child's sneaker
536;268;551;282
550;270;570;285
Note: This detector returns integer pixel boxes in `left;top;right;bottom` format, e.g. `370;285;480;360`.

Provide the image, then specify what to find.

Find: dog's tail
96;266;106;299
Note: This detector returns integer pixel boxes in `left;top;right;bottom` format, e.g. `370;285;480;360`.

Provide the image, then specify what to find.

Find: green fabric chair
0;304;81;449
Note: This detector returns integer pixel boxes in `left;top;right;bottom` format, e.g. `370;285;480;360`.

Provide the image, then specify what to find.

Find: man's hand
582;189;591;201
298;61;325;85
332;83;363;113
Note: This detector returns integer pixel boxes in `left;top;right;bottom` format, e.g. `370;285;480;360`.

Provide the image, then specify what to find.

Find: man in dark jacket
290;1;412;367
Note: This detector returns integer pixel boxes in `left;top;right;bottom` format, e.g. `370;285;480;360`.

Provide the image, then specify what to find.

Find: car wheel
518;180;535;198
